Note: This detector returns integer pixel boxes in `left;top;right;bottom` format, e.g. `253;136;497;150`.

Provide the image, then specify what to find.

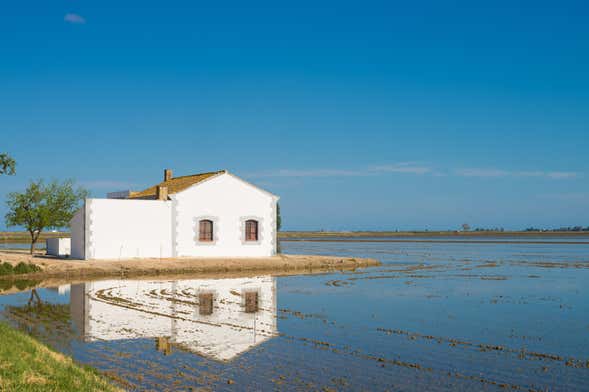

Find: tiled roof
128;170;225;199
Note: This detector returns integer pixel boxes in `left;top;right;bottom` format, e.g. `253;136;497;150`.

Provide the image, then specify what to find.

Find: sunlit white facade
70;170;279;260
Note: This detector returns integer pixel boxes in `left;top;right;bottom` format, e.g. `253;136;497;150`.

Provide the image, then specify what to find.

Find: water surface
1;238;589;391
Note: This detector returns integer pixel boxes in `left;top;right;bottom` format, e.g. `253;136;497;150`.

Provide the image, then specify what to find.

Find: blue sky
1;0;588;231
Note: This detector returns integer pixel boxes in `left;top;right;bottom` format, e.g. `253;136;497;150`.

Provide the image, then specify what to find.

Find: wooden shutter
199;293;213;315
199;220;213;242
244;291;259;313
245;220;258;241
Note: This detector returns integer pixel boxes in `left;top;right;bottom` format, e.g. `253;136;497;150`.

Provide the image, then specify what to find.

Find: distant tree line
525;226;589;232
461;224;506;232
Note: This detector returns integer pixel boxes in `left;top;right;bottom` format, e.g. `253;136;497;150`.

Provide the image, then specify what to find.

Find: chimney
156;186;168;201
164;169;173;181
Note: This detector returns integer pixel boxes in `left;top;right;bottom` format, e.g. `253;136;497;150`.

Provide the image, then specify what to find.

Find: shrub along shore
0;322;121;391
0;261;41;276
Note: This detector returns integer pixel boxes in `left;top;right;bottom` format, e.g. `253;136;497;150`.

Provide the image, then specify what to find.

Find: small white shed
46;238;71;257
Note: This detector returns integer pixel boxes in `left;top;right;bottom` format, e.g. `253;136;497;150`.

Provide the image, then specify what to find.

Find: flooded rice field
0;242;44;250
1;238;589;391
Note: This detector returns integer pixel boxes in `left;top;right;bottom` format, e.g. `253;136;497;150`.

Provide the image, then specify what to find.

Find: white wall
173;173;278;257
73;280;174;341
173;276;276;360
46;238;71;257
71;276;277;361
85;198;172;260
69;172;278;260
70;207;85;259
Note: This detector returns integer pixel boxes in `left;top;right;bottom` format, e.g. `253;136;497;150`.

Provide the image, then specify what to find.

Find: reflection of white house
70;169;279;260
70;276;277;361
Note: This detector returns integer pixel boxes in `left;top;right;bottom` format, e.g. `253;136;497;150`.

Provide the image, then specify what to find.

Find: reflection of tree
3;289;76;350
0;279;40;293
27;289;42;306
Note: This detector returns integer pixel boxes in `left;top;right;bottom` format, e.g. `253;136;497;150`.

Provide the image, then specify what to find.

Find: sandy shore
0;250;380;281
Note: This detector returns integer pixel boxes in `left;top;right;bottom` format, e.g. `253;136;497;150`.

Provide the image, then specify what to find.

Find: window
156;337;172;355
199;220;213;242
245;220;258;241
244;291;259;313
199;293;213;315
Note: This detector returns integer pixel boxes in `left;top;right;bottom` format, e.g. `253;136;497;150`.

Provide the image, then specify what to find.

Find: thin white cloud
64;13;86;24
249;163;432;178
455;168;509;177
371;162;431;175
250;169;366;178
250;164;581;180
546;171;579;179
81;180;135;189
456;168;580;179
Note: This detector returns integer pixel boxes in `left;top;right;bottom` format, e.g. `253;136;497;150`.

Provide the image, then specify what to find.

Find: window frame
243;290;259;313
240;216;263;245
245;219;259;242
194;216;219;245
198;219;214;242
198;292;214;315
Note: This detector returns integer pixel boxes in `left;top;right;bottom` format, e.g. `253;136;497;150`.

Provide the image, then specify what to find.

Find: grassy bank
0;322;121;391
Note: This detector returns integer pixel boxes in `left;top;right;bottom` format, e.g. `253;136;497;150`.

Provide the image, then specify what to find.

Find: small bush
0;262;14;276
14;279;41;291
13;262;41;275
0;262;41;277
0;280;13;291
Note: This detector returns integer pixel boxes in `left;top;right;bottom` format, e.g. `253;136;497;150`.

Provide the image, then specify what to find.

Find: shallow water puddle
1;239;589;390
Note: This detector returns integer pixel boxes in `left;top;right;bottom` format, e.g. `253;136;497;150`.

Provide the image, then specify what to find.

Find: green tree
276;203;282;254
0;153;16;175
5;179;88;254
276;203;282;231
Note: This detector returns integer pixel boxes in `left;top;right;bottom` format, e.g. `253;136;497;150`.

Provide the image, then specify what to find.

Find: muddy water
1;239;589;391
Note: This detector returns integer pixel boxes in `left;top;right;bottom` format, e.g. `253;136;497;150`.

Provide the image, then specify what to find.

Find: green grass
0;262;41;276
0;322;122;391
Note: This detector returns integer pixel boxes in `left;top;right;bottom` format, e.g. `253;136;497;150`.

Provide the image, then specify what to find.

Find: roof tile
128;170;225;199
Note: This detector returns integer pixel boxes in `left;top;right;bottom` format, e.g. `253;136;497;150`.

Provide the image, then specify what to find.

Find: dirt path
0;250;380;281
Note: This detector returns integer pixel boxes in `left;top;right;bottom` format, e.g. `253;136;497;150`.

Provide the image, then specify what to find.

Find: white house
70;169;279;260
70;276;277;361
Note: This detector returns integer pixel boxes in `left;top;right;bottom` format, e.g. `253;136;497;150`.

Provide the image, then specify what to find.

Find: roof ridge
163;170;225;182
127;169;226;199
